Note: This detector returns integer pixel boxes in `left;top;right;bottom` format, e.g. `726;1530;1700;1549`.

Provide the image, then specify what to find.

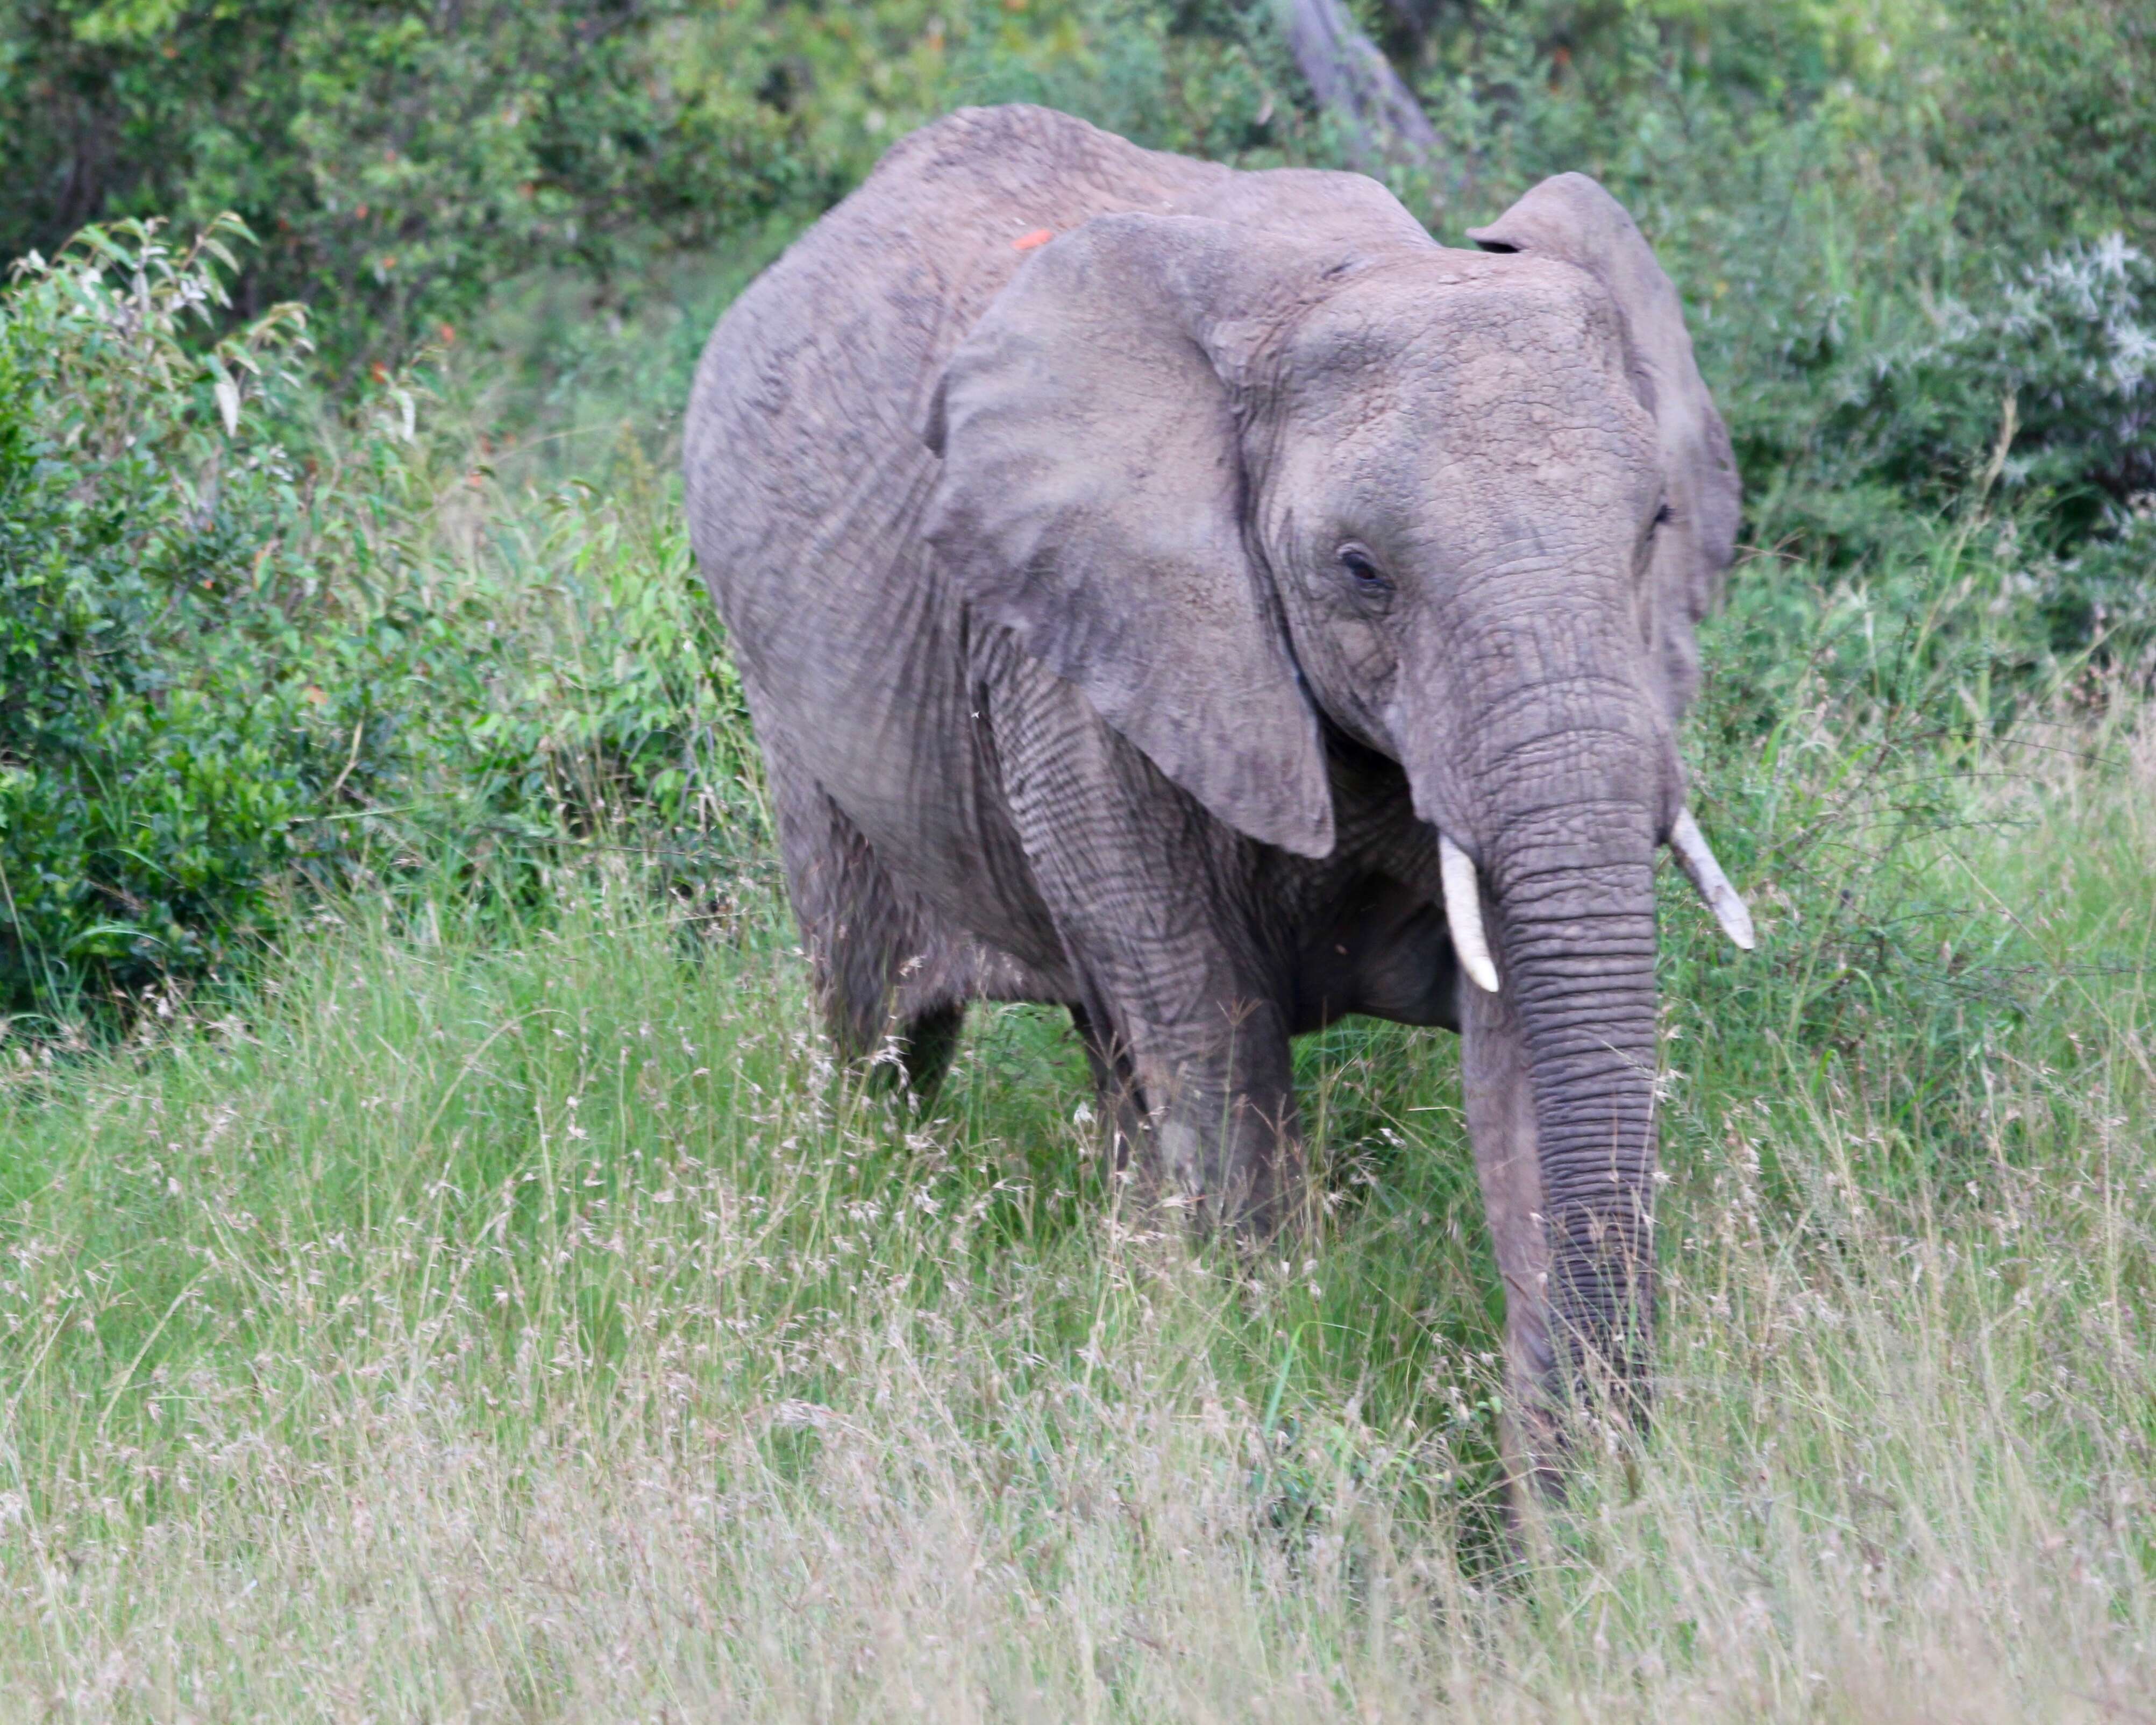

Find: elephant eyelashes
1336;543;1391;594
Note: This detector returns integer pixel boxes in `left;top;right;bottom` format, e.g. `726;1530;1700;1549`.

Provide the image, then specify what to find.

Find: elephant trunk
1401;581;1670;1424
1485;810;1661;1412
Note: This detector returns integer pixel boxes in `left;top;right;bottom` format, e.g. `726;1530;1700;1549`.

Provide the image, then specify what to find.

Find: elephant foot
1149;1106;1305;1237
1498;1350;1656;1532
1498;1383;1570;1521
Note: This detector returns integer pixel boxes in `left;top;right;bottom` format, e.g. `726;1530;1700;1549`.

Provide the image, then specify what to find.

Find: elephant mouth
1434;808;1753;994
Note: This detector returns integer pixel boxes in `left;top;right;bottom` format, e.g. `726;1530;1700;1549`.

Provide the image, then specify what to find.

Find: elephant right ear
922;212;1335;859
1469;175;1741;722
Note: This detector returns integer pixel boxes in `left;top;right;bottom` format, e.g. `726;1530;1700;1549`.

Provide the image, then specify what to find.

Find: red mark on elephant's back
1012;228;1054;252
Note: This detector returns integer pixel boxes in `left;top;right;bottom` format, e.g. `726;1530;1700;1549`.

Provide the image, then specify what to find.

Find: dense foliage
1;0;1262;360
1;0;789;358
8;1;2153;340
0;218;752;1015
0;217;366;1009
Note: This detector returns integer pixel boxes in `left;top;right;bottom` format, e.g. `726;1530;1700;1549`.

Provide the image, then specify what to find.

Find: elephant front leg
1460;976;1563;1504
991;661;1304;1231
1068;991;1302;1232
1129;1007;1303;1232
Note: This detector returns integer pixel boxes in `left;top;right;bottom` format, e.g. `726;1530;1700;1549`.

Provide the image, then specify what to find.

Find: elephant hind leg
765;750;967;1081
894;1000;966;1102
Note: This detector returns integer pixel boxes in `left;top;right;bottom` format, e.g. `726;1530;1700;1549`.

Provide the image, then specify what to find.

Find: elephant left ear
1469;175;1740;721
921;213;1337;859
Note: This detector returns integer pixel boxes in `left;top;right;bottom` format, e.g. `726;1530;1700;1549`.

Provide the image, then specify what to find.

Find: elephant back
683;105;1428;676
685;108;1214;656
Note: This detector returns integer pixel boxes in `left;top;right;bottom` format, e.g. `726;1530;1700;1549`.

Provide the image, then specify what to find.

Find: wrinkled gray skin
684;106;1739;1480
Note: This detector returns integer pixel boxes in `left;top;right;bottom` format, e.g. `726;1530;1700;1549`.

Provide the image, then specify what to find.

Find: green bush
1832;235;2156;663
0;215;378;1011
0;215;758;1020
0;0;819;361
0;0;802;353
1722;225;2156;676
1935;0;2156;256
0;0;1282;363
1846;235;2154;501
386;462;763;884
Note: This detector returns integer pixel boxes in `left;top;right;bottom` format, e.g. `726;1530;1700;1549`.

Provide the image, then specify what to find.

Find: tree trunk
1272;0;1438;175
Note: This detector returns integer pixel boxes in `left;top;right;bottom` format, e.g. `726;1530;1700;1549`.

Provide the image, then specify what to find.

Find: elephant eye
1653;502;1675;527
1337;543;1390;592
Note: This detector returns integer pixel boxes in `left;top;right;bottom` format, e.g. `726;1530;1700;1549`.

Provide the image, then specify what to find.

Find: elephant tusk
1669;810;1756;951
1439;834;1500;993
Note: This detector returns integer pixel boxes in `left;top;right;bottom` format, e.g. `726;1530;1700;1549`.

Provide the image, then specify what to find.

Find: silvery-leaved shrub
1835;235;2156;670
1856;233;2155;507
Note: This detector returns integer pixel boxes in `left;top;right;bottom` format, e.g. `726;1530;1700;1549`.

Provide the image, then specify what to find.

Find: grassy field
3;564;2151;1719
5;5;2155;1709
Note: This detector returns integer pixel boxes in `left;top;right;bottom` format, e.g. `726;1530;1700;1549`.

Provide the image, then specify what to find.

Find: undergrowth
1;557;2148;1717
3;4;2153;1716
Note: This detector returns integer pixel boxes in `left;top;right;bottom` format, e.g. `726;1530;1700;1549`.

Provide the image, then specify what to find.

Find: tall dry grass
2;688;2148;1719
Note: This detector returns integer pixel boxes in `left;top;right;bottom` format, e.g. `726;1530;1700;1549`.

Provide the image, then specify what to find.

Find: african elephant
683;105;1753;1479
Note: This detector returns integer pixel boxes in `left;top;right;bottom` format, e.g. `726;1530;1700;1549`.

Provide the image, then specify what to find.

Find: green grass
2;608;2150;1718
4;0;2153;1708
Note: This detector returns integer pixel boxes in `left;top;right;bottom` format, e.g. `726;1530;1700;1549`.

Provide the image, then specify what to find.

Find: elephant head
922;176;1748;1410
